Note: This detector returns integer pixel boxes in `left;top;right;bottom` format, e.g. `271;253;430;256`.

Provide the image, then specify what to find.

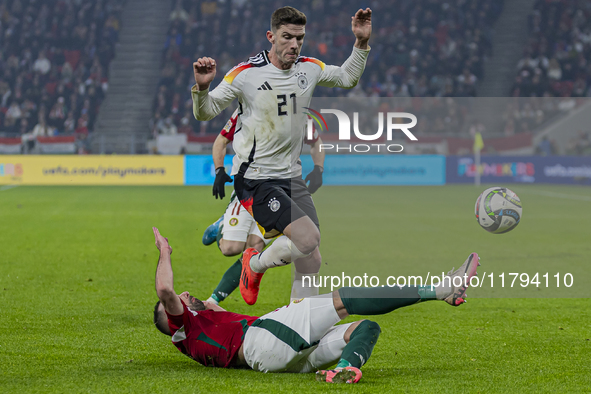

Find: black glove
305;165;323;194
212;167;233;199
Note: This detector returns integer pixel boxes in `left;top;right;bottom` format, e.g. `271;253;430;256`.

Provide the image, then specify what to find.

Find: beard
187;298;206;312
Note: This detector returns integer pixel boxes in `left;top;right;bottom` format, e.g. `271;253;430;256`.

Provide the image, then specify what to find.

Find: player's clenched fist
351;8;371;49
193;57;217;91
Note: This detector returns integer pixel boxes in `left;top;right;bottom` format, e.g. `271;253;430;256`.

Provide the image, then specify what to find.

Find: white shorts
221;193;267;244
243;296;351;373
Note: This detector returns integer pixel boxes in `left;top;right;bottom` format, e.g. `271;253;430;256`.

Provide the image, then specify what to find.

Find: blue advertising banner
185;155;233;185
447;156;591;185
186;155;446;186
301;154;446;185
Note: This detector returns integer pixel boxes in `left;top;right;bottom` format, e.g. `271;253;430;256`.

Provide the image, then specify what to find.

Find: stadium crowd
0;0;124;151
504;0;591;143
513;0;591;97
151;0;504;136
500;96;582;136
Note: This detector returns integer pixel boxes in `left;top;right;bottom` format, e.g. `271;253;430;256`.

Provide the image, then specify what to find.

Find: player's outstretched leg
314;254;480;383
336;252;480;316
239;248;264;305
202;215;224;246
443;252;480;306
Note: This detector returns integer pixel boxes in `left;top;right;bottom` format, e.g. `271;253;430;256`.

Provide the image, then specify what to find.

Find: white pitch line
0;185;20;191
529;190;591;202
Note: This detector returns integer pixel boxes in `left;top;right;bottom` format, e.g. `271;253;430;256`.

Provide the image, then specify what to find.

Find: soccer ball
475;187;522;234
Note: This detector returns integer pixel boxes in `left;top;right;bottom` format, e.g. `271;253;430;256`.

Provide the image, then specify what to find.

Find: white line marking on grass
530;190;591;202
0;185;19;192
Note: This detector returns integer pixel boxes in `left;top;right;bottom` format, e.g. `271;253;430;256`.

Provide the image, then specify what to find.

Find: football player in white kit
203;109;324;305
192;6;372;305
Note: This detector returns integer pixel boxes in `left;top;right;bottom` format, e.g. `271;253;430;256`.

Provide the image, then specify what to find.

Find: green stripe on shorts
251;318;318;352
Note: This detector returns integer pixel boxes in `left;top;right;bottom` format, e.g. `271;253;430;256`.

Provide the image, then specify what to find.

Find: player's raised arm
352;8;372;50
192;57;240;121
153;227;183;316
317;8;372;89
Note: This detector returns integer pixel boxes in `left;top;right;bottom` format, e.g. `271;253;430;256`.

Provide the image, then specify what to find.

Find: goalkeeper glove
305;165;323;194
212;167;233;199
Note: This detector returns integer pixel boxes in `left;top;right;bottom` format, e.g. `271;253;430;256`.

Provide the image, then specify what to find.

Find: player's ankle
418;284;451;301
249;253;266;274
435;283;452;300
335;359;352;369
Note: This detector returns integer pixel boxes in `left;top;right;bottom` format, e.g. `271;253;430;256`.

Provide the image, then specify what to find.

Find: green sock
338;320;381;369
336;359;352;369
212;259;241;302
338;286;432;315
417;285;438;301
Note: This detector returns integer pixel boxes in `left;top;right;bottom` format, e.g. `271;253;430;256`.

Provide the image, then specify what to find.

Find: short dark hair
271;6;307;32
153;301;171;336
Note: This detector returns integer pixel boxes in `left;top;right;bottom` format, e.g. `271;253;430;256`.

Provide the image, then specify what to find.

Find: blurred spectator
31;117;51;138
18;118;29;137
178;115;193;134
22;116;51;152
170;0;189;22
5;101;22;130
536;135;553;155
75;115;90;136
159;115;178;135
570;130;591;155
33;52;51;75
64;112;76;134
48;97;67;130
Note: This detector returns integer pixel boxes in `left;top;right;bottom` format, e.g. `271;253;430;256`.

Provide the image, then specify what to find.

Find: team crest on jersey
229;218;239;226
298;74;308;89
223;118;233;132
268;197;281;212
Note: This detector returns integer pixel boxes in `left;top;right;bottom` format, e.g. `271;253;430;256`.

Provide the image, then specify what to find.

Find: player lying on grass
152;227;481;383
202;109;325;304
193;6;371;305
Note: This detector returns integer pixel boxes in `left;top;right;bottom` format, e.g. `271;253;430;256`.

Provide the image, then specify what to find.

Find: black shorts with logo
234;175;320;236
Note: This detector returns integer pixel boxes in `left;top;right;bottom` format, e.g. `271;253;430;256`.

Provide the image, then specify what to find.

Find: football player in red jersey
153;227;480;383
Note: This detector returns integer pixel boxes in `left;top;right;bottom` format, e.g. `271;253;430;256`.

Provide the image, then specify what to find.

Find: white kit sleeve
317;46;371;89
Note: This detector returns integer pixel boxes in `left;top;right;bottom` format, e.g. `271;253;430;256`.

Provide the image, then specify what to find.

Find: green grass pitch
0;184;589;393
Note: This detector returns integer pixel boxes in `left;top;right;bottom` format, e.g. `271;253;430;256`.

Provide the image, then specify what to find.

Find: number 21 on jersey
277;93;297;116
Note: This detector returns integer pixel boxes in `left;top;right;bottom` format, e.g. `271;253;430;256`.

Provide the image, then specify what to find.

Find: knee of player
364;320;381;337
298;232;320;255
310;248;322;269
219;242;243;257
245;237;265;253
346;320;381;343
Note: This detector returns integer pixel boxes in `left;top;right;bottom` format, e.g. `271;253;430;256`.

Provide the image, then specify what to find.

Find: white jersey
192;46;370;179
